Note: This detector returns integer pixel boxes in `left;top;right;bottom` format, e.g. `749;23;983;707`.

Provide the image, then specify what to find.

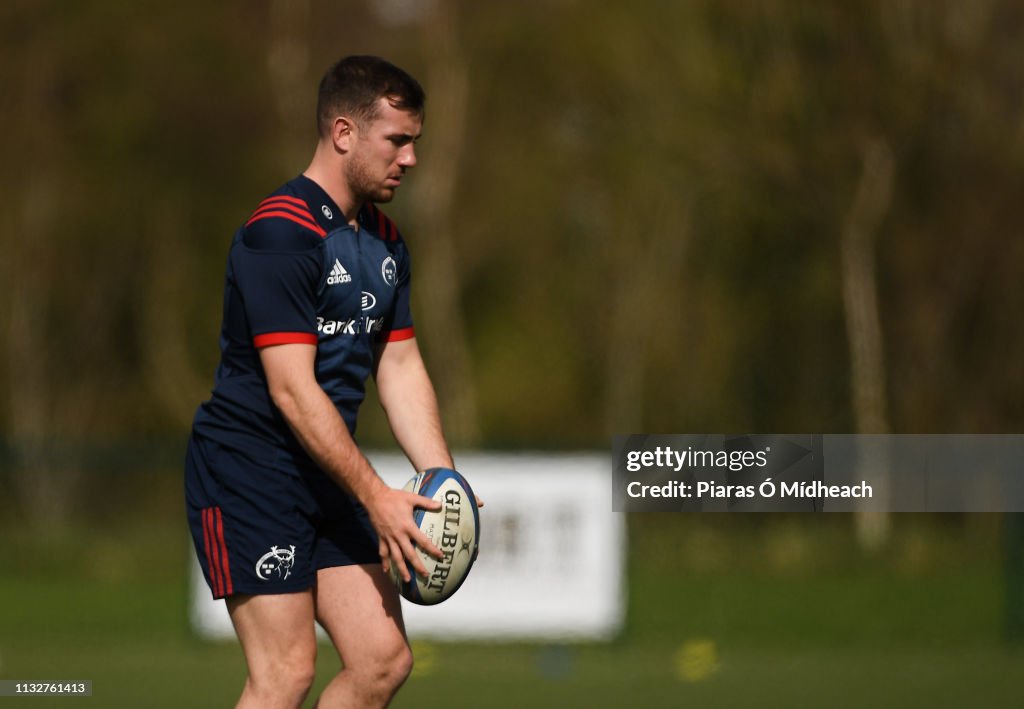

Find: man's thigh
314;564;408;667
228;591;317;675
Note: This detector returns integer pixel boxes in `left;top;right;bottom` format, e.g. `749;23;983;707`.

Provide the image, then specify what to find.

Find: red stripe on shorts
201;508;215;595
214;507;234;596
203;508;224;598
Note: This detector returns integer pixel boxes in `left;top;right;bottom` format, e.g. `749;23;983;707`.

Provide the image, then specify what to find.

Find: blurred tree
407;0;481;445
2;3;85;528
268;0;313;174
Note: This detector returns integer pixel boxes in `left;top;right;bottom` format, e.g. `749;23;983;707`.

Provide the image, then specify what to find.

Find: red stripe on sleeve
384;327;415;342
258;195;308;209
214;507;233;597
251;198;314;217
253;332;318;348
246;210;326;237
248;202;320;227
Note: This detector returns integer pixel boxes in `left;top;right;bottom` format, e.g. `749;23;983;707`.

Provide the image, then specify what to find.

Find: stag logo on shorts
256;545;296;581
381;257;397;287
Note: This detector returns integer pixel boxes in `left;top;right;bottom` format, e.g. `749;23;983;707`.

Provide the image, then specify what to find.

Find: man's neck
303;152;361;227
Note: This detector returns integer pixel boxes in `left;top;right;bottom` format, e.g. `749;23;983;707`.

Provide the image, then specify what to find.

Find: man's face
345;97;422;204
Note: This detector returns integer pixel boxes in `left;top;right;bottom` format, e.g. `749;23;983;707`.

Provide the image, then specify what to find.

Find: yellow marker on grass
410;640;437;678
674;638;719;682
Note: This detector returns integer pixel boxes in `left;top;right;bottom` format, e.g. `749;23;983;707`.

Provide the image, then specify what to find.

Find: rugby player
186;55;454;708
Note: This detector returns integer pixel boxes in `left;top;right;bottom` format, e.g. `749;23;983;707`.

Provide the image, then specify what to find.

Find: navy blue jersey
192;175;415;473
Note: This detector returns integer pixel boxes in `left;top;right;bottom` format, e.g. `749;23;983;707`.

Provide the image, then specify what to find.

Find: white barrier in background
190;452;626;641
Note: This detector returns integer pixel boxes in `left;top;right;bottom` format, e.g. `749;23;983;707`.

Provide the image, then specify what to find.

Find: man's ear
332;116;357;152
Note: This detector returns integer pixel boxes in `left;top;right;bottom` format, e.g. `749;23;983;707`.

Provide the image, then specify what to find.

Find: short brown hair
316;55;425;137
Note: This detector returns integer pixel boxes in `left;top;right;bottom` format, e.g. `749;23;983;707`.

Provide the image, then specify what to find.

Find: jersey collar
294;174;345;233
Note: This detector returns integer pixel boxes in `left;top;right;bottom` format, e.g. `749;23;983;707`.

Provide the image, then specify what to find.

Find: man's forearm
383;374;453;472
376;339;453;472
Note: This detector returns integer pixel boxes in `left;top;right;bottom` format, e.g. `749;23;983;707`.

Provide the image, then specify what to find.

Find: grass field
2;471;1022;707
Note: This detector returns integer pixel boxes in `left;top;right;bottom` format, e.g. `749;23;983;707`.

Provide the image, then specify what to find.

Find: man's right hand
365;485;443;583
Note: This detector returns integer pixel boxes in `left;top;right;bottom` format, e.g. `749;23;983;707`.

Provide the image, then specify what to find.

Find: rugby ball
392;467;480;605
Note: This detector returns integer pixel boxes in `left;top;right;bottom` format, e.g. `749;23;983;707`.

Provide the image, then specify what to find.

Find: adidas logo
327;259;352;285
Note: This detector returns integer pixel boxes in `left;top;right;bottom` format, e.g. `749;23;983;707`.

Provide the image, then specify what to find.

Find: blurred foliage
2;0;1023;470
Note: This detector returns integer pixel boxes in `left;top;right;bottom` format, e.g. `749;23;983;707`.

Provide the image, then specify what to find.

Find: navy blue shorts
185;434;380;599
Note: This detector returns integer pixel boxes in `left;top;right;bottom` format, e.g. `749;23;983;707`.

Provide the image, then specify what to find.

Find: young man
186;55;453;708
